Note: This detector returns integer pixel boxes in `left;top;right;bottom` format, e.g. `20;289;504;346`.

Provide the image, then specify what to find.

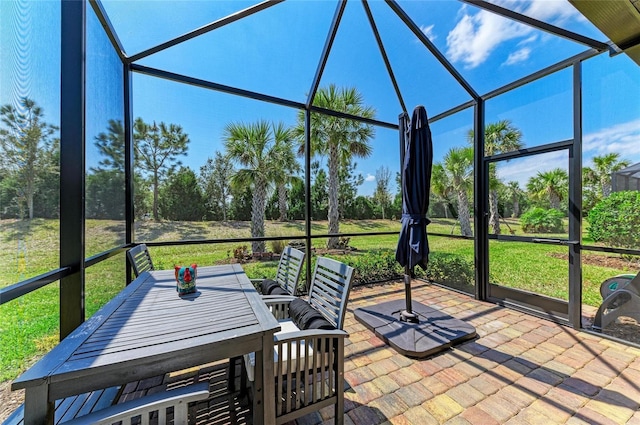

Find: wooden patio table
12;264;280;425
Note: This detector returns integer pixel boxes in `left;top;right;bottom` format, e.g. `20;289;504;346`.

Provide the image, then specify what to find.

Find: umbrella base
400;309;419;323
354;299;476;358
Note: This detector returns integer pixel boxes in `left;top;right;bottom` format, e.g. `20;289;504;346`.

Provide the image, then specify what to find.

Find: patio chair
599;271;640;299
593;271;640;331
242;256;354;425
228;246;306;388
254;246;306;297
62;382;209;425
127;244;154;277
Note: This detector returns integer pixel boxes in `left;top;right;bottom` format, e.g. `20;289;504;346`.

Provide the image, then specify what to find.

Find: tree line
430;120;631;236
0;88;400;253
1;94;632;252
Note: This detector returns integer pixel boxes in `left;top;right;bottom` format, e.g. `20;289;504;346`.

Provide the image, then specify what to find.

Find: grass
0;217;635;382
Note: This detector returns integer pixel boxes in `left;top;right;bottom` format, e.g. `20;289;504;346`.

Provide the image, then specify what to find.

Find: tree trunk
278;183;287;221
601;177;612;198
153;171;159;221
457;190;473;237
251;177;267;254
489;189;500;235
512;198;519;218
27;185;34;220
327;143;340;249
550;192;561;210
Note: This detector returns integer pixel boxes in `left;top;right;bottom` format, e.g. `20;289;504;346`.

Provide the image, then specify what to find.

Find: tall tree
200;151;234;221
295;85;375;248
0;98;58;219
286;178;305;220
310;161;329;220
271;123;301;222
224;120;283;254
158;167;207;221
527;168;568;210
469;120;523;235
373;166;392;219
431;163;454;219
504;181;523;218
134;118;189;221
584;153;630;198
338;161;364;219
93;119;125;171
87;119;126;219
443;146;474;237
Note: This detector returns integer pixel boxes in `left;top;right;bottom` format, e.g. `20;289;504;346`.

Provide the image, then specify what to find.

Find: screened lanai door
484;143;582;326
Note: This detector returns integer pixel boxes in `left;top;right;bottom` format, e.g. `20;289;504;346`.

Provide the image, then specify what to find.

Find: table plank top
13;264;280;390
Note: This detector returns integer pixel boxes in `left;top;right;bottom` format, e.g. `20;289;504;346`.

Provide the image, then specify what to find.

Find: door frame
480;139;582;327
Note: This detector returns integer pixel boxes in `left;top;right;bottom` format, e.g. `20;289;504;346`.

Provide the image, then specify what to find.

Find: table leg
262;336;275;424
24;384;54;425
253;349;264;422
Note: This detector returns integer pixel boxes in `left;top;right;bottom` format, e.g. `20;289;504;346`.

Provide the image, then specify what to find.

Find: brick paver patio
69;280;640;424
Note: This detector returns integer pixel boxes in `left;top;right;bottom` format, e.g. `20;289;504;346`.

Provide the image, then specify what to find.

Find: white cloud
521;0;581;25
583;119;640;157
497;149;566;187
519;34;538;45
446;9;531;69
496;119;640;187
445;0;583;69
503;47;531;65
420;24;436;41
365;173;376;182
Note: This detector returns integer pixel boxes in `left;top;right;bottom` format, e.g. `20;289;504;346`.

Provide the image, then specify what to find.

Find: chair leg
228;356;240;392
239;357;248;396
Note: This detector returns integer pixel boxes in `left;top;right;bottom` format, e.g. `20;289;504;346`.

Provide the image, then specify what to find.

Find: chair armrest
262;295;297;302
262;295;298;320
592;288;640;331
274;328;348;344
63;382;209;425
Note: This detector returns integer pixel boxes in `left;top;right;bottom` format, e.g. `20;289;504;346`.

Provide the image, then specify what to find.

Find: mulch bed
548;252;639;269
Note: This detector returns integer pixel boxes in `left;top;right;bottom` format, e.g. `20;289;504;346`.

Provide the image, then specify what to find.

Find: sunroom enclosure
1;0;640;385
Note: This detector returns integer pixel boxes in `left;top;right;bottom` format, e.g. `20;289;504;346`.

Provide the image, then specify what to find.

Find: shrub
588;191;640;249
233;245;249;262
270;239;286;254
332;249;474;291
520;207;564;233
337;250;403;285
426;252;475;291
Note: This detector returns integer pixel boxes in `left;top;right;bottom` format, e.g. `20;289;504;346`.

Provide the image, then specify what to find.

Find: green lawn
0;218;635;382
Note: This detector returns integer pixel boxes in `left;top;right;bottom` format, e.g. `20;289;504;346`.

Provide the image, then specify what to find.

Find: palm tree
444;146;474;237
468;120;523;235
294;84;375;249
431;163;454;219
224;120;284;254
271;123;301;222
527;168;568;210
504;181;523;218
584;153;630;198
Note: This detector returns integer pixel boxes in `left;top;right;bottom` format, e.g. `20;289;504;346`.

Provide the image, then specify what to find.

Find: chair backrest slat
127;244;154;277
274;246;305;295
308;257;354;330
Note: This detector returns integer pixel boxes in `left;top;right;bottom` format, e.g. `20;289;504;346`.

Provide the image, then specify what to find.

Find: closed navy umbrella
395;105;433;322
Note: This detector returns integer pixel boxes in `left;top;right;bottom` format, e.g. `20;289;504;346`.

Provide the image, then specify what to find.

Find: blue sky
1;0;639;197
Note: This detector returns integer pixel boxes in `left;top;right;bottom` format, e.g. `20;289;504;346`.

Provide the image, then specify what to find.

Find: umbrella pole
401;265;418;323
